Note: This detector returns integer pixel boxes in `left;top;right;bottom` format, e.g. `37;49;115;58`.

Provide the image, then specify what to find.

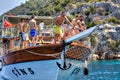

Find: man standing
18;18;25;40
53;11;72;43
39;20;44;33
29;16;38;46
17;18;25;48
22;19;29;48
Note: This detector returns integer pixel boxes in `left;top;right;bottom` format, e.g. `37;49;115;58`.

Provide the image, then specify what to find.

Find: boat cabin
1;15;54;55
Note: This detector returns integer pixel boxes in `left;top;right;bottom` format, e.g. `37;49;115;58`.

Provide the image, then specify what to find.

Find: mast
1;15;6;55
2;15;5;37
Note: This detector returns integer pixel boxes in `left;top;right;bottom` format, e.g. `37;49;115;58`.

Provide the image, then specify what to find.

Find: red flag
8;13;14;16
4;19;12;28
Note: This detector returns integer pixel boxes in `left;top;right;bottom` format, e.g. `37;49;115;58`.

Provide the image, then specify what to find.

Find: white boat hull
57;59;87;80
0;60;59;80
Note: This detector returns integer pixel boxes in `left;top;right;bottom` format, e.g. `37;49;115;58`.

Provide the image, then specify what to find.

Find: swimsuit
30;29;38;37
53;25;62;35
19;32;24;41
22;32;29;41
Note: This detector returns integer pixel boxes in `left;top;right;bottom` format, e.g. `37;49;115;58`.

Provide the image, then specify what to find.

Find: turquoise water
79;60;120;80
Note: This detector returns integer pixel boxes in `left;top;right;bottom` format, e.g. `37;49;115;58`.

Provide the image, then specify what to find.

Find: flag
8;13;14;16
4;19;12;28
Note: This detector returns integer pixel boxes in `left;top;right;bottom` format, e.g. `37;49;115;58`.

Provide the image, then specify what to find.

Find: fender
0;60;3;71
83;67;89;75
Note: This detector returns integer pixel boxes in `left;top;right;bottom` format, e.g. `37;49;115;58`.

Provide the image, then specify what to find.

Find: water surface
79;60;120;80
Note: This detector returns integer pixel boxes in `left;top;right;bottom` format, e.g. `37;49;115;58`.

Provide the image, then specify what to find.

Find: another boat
0;15;98;80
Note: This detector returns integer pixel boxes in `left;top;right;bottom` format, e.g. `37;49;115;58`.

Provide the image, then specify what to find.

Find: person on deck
29;16;38;46
17;18;25;48
71;15;86;46
78;15;86;31
38;20;45;43
70;18;79;36
22;19;29;48
39;20;44;33
53;11;72;43
63;21;70;39
70;15;86;35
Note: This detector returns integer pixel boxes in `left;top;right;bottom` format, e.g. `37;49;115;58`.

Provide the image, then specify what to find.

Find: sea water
79;60;120;80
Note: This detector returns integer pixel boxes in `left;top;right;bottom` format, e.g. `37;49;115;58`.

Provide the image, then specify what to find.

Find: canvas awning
4;15;54;25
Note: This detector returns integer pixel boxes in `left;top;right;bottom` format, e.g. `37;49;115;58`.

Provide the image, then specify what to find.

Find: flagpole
2;15;5;37
1;15;5;55
4;15;7;37
2;15;8;37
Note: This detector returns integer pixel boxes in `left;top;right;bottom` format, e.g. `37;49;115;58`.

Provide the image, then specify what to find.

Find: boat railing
1;26;94;55
1;28;54;55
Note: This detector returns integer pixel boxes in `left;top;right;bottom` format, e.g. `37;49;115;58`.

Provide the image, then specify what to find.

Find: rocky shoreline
90;24;120;61
91;53;120;61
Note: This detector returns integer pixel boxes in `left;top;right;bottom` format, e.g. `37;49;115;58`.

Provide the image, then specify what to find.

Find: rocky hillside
71;0;120;58
93;24;120;60
71;1;120;27
0;0;120;25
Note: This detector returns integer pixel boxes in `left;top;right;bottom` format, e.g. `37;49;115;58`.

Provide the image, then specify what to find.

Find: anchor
56;40;71;70
56;61;71;70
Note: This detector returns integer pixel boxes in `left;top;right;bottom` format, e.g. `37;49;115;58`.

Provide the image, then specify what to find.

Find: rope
23;45;78;59
24;50;61;59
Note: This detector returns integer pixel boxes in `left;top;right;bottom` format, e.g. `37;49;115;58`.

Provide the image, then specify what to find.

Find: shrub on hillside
87;22;96;28
108;17;120;24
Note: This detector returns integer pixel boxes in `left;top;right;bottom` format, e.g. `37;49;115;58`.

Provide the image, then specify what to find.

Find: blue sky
0;0;28;16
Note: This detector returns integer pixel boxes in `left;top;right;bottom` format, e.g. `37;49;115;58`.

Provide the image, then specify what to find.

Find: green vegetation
90;35;97;48
97;7;104;15
108;17;120;24
87;22;96;28
0;0;120;27
0;0;74;21
84;9;90;16
107;39;120;52
90;6;96;14
105;12;110;15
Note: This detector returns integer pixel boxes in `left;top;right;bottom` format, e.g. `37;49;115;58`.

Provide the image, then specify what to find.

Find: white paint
0;60;59;80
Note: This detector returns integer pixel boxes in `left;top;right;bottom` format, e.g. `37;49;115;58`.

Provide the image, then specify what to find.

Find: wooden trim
0;43;91;66
0;43;62;65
